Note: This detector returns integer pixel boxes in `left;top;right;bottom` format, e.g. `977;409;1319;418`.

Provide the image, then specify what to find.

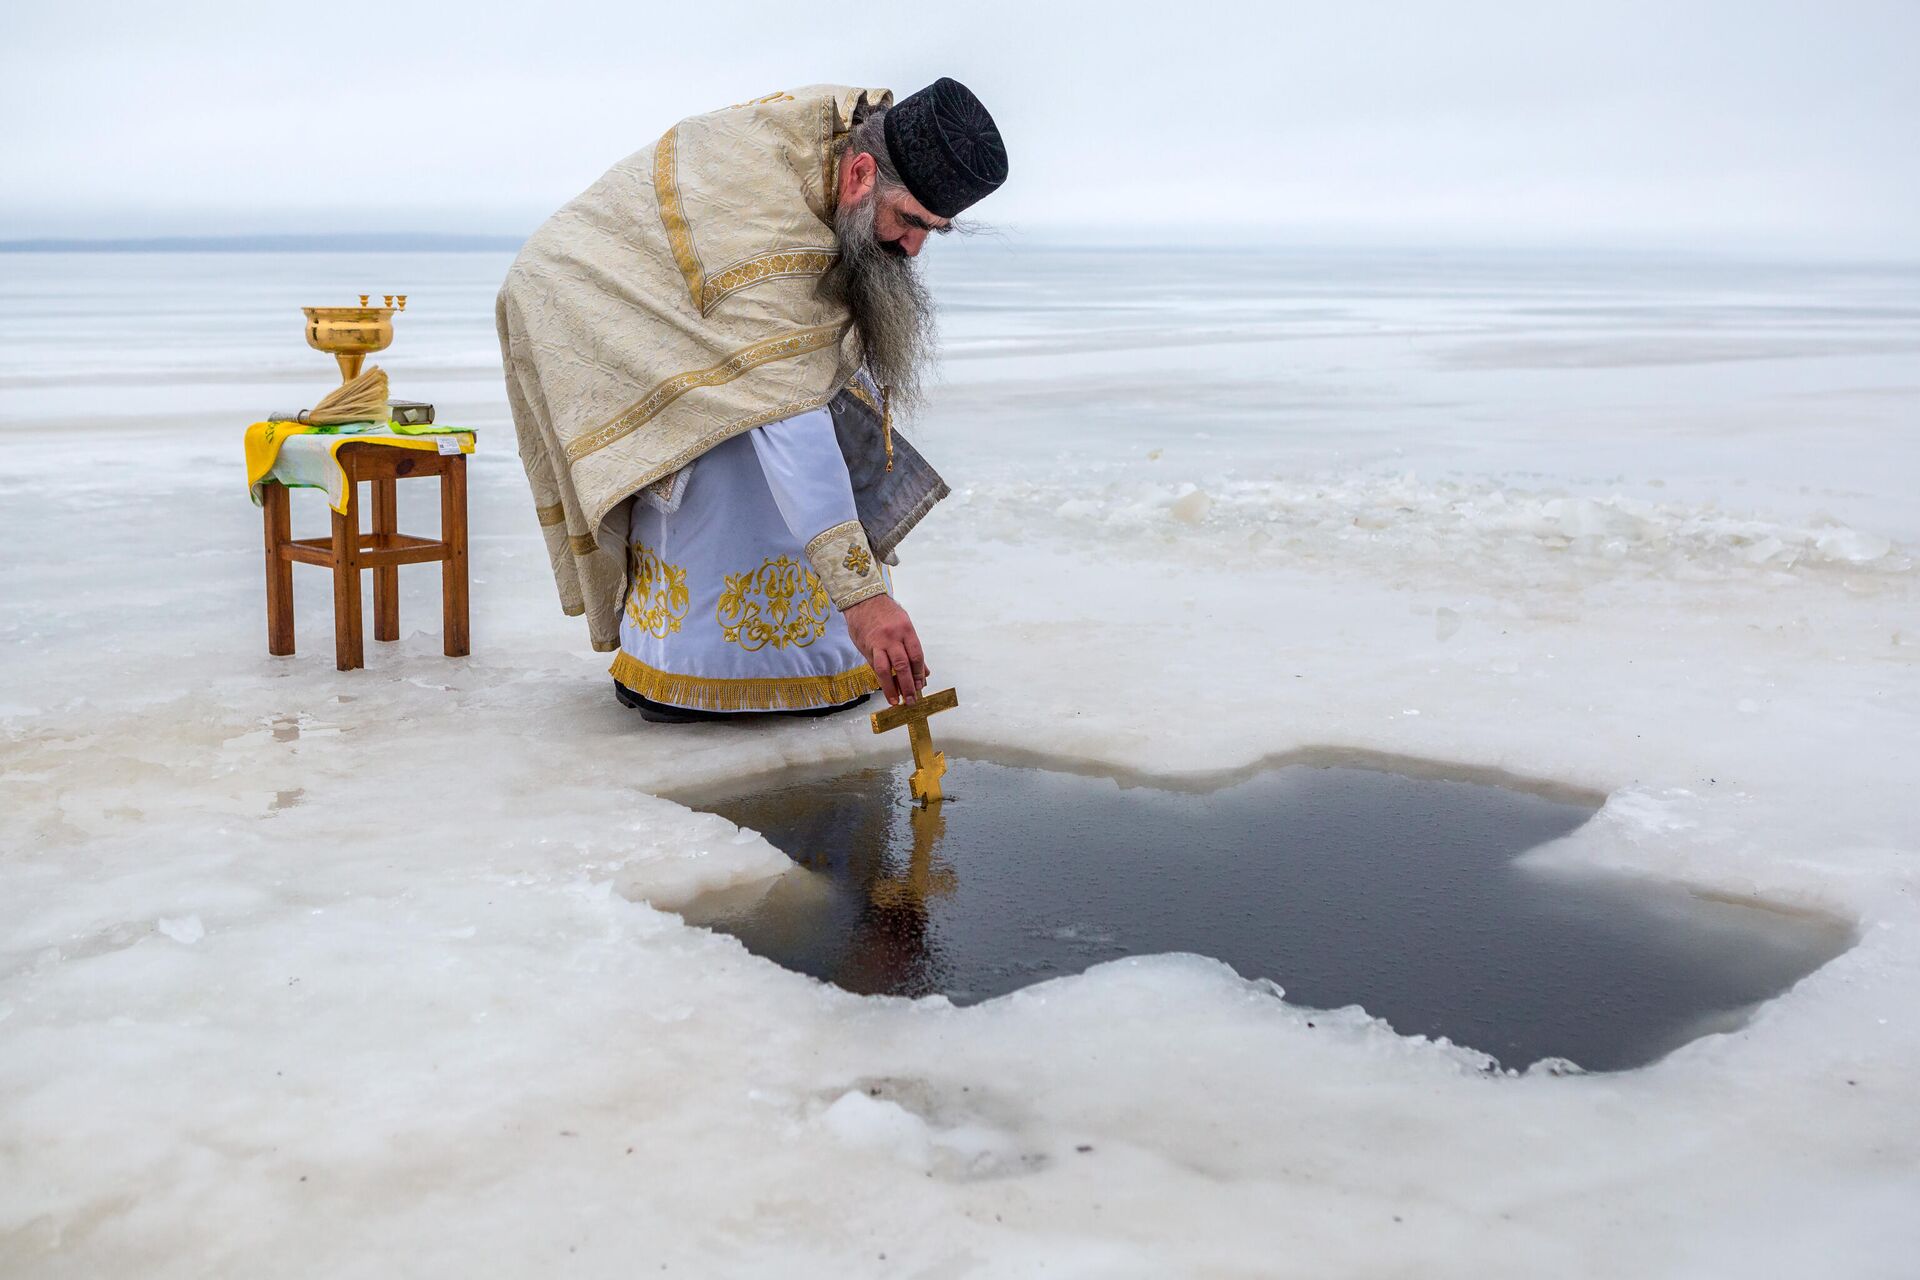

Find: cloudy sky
4;0;1916;253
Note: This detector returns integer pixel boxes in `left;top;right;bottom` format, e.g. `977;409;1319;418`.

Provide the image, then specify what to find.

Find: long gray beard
824;195;936;413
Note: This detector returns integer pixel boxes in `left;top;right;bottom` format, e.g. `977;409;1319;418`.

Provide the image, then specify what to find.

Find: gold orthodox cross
870;687;958;806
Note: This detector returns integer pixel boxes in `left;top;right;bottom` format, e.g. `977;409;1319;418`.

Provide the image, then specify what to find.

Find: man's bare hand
842;595;929;706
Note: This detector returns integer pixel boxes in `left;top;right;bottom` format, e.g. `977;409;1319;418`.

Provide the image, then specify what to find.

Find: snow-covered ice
2;246;1917;1276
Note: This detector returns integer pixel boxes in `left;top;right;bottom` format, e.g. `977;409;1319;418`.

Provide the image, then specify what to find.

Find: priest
497;80;1007;723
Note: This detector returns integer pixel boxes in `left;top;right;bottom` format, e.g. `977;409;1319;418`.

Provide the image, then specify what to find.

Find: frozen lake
1;242;1917;1275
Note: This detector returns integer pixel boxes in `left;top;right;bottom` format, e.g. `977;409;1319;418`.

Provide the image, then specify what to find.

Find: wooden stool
260;442;470;670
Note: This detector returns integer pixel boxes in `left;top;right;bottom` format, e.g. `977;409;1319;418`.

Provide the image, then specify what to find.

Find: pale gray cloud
3;0;1916;252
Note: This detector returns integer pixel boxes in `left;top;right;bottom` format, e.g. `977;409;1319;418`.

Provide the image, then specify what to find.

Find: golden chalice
302;294;406;383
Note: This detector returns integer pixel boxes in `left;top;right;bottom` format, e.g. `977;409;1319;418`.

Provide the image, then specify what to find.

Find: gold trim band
567;532;598;556
609;651;878;713
654;127;705;310
702;248;837;311
820;98;839;211
656;127;838;316
536;502;566;527
565;324;847;464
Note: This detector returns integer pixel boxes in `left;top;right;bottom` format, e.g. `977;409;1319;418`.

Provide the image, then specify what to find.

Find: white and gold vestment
612;402;888;712
498;85;897;652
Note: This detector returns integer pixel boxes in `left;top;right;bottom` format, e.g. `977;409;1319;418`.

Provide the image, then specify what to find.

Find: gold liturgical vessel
302;293;407;383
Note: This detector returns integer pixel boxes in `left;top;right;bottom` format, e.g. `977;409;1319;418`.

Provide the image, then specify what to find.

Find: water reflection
841;806;955;997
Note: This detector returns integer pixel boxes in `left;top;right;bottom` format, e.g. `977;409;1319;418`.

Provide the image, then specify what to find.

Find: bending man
498;80;1008;722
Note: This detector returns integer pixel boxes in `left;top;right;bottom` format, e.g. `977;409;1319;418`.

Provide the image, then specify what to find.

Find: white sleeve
750;407;887;609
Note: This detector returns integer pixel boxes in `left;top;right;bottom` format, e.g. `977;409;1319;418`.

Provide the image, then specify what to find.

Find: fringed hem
872;475;950;563
609;651;879;712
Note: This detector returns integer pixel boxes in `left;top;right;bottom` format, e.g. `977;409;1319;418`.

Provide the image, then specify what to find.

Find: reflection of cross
870;687;958;806
868;804;957;909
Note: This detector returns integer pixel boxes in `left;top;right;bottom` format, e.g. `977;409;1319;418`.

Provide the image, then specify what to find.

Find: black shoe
612;680;725;723
773;692;871;718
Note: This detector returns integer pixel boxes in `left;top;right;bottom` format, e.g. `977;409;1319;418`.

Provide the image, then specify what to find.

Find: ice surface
2;245;1918;1276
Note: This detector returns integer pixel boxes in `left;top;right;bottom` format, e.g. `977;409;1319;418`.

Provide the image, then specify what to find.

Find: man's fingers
855;609;928;705
878;644;915;705
882;642;917;705
870;645;901;705
903;632;929;688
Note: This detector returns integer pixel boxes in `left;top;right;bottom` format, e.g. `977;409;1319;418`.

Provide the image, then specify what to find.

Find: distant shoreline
4;233;1917;268
0;233;525;254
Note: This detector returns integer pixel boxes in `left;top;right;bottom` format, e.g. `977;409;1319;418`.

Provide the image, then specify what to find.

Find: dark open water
683;756;1851;1072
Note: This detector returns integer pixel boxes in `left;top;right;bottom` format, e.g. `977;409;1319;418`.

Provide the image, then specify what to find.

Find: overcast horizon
4;1;1916;257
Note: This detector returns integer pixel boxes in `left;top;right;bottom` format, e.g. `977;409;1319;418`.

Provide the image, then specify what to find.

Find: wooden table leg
441;454;471;657
262;482;295;656
331;483;364;671
371;476;400;642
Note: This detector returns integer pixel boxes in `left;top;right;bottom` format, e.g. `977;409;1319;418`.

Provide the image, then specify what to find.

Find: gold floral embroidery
717;555;830;651
626;542;690;639
842;542;873;576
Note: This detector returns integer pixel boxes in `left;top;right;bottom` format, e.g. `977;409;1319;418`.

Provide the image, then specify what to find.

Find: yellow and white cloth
612;405;885;712
244;421;475;514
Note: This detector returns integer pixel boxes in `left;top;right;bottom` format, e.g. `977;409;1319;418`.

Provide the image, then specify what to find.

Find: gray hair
844;104;907;194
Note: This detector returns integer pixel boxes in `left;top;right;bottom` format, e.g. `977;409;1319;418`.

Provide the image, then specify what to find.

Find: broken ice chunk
157;915;205;945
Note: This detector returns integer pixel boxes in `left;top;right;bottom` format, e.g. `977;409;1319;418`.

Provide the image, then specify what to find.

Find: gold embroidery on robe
564;324;847;463
717;555;830;651
842;542;873;576
626;542;690;638
702;249;839;311
654;126;837;317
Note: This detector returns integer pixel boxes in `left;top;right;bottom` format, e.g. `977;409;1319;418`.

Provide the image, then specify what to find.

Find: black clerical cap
883;78;1008;219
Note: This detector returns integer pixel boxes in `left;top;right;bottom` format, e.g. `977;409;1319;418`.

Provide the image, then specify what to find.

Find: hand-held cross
870;687;958;806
